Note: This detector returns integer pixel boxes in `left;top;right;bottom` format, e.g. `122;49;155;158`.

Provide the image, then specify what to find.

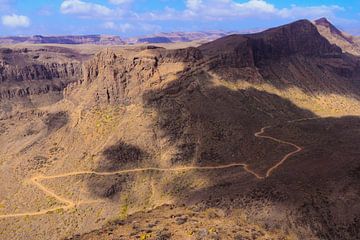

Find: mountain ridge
0;35;125;45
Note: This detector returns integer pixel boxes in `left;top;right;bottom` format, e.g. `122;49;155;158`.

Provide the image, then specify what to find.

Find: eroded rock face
0;47;81;83
0;46;84;117
67;47;203;105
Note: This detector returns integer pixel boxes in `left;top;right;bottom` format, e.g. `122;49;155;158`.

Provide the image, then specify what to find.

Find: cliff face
0;55;79;83
0;46;84;116
67;47;203;105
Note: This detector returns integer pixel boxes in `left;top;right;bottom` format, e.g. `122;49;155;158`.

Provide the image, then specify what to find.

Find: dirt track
0;118;314;219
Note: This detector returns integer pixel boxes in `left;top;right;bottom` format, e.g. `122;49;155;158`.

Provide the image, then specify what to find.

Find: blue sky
0;0;359;37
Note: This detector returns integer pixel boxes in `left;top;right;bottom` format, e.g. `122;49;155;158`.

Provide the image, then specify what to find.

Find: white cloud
108;0;132;4
103;21;116;29
60;0;113;17
186;0;202;10
148;0;343;21
234;0;276;14
102;21;161;34
103;21;133;32
2;14;30;27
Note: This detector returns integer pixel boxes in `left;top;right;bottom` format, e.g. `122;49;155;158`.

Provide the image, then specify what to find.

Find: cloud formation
60;0;114;17
2;14;30;27
103;21;133;32
181;0;343;20
108;0;132;5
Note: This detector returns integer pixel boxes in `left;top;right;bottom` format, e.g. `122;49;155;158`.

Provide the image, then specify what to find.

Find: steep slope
200;20;360;97
314;17;360;56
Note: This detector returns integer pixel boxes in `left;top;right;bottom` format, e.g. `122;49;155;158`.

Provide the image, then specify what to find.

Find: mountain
126;31;238;44
314;17;360;56
136;36;173;44
0;35;125;45
1;19;360;240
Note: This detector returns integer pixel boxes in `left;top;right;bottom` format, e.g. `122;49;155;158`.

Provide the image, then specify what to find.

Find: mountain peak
315;17;332;26
200;19;341;65
314;17;354;44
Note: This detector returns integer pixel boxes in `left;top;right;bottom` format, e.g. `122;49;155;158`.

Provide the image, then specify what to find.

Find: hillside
0;19;360;240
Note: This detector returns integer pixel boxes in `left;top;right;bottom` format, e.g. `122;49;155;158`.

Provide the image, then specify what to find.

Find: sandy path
0;117;315;219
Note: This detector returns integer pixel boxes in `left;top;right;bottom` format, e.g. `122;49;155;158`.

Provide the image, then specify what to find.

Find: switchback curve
0;117;316;219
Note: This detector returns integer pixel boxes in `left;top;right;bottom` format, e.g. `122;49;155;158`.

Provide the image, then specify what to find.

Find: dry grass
210;74;360;118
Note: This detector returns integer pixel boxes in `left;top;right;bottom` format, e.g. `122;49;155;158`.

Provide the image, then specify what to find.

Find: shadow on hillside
140;71;360;239
168;115;360;240
142;71;315;167
87;140;148;199
84;64;360;238
44;111;69;132
98;141;148;172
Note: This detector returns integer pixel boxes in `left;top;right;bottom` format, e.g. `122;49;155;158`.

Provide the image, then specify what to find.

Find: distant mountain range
0;18;359;57
0;31;243;45
0;35;125;45
126;31;242;44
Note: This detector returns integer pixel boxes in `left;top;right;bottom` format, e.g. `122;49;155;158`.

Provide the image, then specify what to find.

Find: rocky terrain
0;46;88;119
0;19;360;240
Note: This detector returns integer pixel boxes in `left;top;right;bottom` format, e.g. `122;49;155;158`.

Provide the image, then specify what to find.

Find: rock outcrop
66;47;203;105
0;46;84;115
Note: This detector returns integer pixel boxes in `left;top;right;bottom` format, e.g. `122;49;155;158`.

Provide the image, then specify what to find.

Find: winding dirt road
0;118;315;219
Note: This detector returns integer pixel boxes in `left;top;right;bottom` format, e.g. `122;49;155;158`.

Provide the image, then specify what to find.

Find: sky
0;0;359;37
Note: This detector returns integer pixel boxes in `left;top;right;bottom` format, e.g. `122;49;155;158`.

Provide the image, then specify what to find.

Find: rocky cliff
66;46;202;105
0;46;85;116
